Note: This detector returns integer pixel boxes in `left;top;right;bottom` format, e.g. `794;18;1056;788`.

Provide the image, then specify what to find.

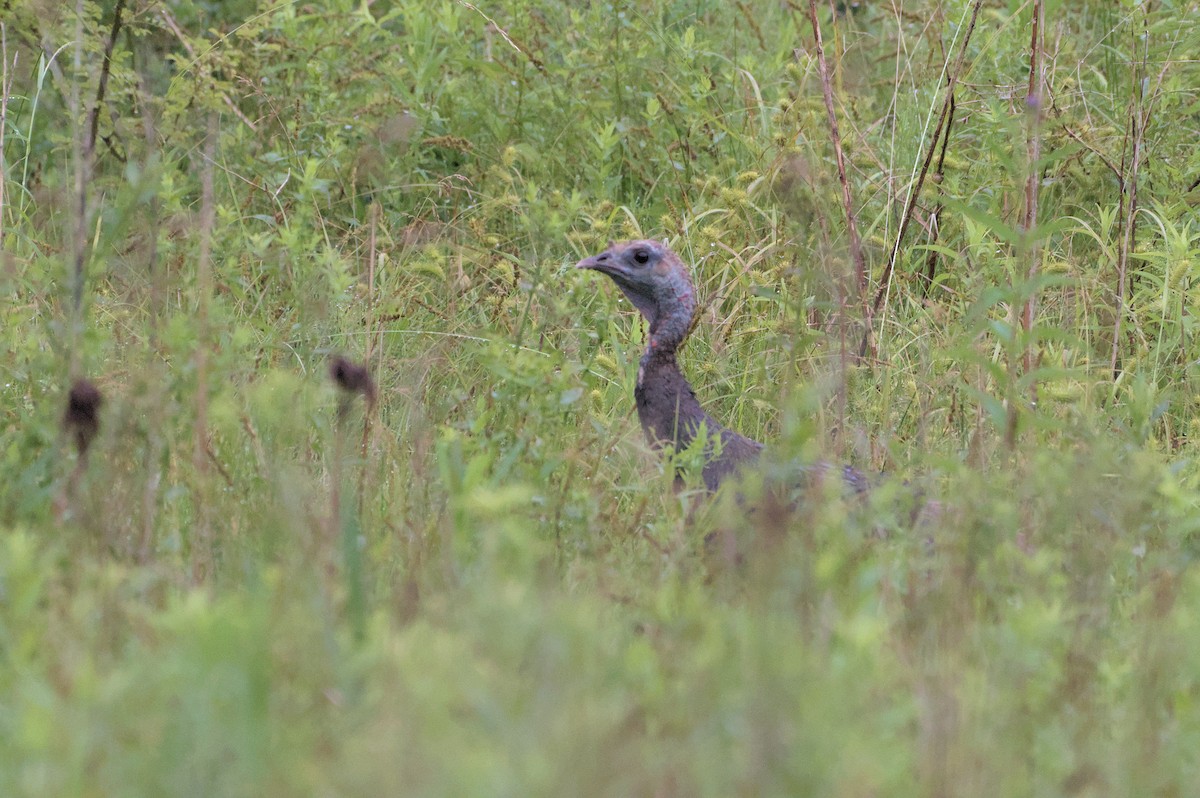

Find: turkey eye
633;250;650;264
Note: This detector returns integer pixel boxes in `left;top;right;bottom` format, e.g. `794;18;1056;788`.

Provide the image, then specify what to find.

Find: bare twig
87;0;125;158
73;0;126;317
861;0;983;357
921;93;956;297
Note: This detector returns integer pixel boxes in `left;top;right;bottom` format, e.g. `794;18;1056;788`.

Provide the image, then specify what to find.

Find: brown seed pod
63;378;103;457
329;356;377;407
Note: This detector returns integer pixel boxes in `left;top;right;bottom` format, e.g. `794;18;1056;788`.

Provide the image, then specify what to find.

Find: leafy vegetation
2;0;1200;794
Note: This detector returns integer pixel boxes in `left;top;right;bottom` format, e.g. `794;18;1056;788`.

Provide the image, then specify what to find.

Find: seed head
329;356;377;407
63;378;103;457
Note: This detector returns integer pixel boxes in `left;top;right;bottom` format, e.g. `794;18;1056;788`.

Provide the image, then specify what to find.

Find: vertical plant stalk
1112;7;1175;379
0;24;10;254
921;93;956;297
805;0;867;307
330;357;376;641
329;400;344;585
358;204;381;515
798;0;859;437
862;0;983;357
134;49;163;342
329;386;346;590
366;202;379;298
1019;0;1045;410
68;0;86;375
1111;11;1150;379
191;113;217;584
72;0;127;321
135;49;164;564
87;0;125;160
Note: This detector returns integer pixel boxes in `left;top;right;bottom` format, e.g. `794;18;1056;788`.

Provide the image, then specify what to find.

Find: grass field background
3;0;1200;794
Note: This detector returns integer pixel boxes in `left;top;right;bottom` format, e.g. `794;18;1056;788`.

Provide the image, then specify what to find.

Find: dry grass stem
803;0;867;309
863;0;984;357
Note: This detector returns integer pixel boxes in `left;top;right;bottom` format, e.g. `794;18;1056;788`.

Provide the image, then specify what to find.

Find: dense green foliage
3;0;1200;793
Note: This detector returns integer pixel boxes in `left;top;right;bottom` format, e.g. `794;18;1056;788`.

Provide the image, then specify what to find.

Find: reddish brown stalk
1020;0;1045;401
805;0;867;304
862;0;983;357
1111;151;1142;380
1111;6;1164;379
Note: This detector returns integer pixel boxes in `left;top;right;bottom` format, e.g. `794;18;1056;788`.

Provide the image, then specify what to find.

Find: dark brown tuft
63;378;103;457
329;356;377;406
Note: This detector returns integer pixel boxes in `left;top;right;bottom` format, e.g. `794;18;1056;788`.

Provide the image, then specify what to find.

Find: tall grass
1;0;1199;794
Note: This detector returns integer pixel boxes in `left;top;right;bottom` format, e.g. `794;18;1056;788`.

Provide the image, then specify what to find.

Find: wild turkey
577;239;872;494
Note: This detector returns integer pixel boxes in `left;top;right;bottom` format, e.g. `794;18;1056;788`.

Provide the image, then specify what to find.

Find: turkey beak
577;252;626;280
578;240;619;271
575;254;608;272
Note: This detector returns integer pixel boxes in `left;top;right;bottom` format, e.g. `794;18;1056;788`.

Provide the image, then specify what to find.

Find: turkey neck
634;300;706;452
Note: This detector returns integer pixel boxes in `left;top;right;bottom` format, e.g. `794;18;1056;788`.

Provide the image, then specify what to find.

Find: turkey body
633;341;764;491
